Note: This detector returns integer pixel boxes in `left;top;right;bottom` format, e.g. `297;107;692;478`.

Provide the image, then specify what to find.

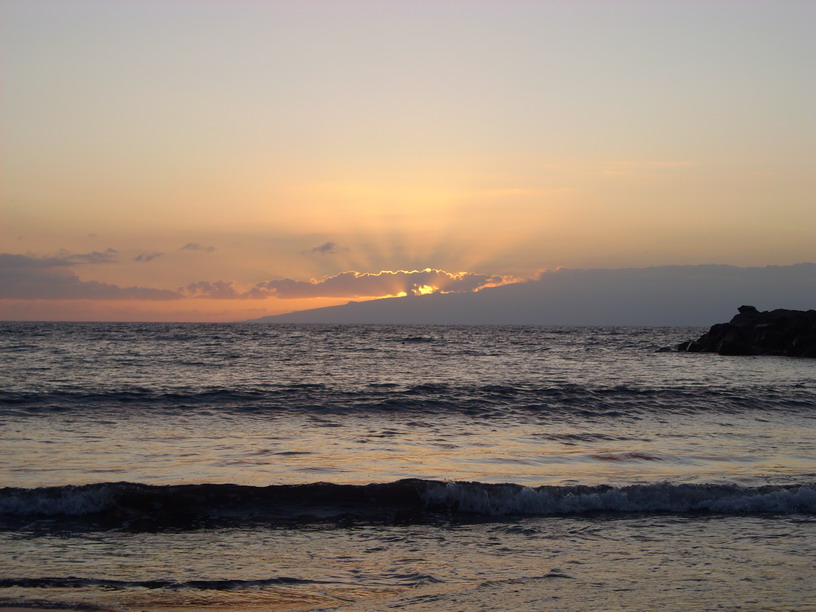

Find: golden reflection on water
4;517;814;611
6;407;816;488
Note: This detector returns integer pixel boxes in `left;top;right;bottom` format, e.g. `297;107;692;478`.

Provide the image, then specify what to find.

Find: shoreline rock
678;305;816;357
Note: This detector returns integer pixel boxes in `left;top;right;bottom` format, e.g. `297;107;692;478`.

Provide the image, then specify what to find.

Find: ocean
1;322;814;611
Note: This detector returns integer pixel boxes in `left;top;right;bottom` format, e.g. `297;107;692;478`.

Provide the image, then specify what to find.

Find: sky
1;0;814;322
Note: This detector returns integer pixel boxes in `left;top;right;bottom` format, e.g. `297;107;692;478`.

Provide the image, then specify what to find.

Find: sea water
1;322;814;610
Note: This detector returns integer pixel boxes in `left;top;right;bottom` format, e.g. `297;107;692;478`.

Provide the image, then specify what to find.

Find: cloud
309;241;347;255
180;269;516;300
0;254;181;301
249;269;516;299
134;251;164;262
181;280;242;299
181;243;216;252
1;256;515;304
55;248;118;264
4;254;74;268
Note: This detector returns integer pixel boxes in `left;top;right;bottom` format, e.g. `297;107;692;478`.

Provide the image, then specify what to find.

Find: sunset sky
2;0;814;321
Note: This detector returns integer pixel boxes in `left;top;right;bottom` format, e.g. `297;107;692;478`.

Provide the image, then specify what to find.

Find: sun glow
3;0;812;325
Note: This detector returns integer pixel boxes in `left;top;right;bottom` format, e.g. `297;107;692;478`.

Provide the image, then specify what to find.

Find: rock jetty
678;305;816;357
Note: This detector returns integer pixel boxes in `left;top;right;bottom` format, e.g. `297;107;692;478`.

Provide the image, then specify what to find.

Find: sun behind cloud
181;268;520;301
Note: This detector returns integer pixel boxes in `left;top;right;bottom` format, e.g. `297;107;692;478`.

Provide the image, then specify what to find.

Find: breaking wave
2;480;814;529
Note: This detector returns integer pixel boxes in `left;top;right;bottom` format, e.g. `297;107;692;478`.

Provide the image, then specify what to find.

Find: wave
0;576;321;590
0;574;442;591
2;480;814;529
424;480;816;515
3;382;812;415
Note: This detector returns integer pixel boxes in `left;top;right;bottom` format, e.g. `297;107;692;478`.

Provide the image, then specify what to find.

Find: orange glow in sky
1;0;814;321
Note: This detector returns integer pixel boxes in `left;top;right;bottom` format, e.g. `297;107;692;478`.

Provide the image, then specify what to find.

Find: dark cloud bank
3;253;814;326
252;264;816;326
1;257;501;302
0;254;180;301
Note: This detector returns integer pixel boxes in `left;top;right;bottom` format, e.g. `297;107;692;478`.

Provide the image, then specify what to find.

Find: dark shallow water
1;322;814;610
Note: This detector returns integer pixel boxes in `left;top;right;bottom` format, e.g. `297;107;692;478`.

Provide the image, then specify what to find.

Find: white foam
422;481;816;515
0;485;116;516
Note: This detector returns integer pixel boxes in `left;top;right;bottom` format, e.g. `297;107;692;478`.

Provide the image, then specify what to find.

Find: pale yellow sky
2;0;814;321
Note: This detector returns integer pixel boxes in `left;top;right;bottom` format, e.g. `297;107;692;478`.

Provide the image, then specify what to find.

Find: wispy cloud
180;243;216;252
134;251;164;262
55;248;118;264
309;242;348;255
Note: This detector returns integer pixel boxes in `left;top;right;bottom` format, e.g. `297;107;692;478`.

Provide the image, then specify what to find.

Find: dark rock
716;339;762;356
677;306;816;358
738;304;759;315
676;340;699;352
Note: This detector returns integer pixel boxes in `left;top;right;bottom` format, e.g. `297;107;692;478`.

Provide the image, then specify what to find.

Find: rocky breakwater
678;305;816;357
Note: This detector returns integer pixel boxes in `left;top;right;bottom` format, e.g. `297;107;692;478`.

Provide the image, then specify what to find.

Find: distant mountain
249;263;816;326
